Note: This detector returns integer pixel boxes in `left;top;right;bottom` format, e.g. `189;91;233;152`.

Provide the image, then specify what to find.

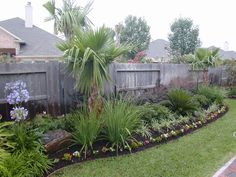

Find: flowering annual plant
5;80;30;122
10;107;28;122
5;80;29;105
128;51;147;63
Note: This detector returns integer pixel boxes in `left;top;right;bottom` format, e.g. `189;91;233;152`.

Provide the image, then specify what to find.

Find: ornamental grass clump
72;111;101;159
197;85;227;105
102;100;141;155
5;80;29;121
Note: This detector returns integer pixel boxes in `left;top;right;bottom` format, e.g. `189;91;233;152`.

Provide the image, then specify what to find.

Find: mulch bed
228;96;236;99
46;105;229;177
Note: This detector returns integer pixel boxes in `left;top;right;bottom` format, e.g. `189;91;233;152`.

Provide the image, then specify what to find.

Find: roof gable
0;17;63;57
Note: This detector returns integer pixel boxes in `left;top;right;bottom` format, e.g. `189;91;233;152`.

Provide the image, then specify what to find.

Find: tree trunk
88;85;103;117
203;70;208;84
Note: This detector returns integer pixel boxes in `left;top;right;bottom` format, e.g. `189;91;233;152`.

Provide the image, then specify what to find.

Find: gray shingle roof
0;17;63;56
146;39;170;60
209;46;236;59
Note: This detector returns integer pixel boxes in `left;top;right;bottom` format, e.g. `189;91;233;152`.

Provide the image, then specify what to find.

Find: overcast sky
0;0;235;51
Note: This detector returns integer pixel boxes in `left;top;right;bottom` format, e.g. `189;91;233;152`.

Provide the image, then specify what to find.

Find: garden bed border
46;105;229;177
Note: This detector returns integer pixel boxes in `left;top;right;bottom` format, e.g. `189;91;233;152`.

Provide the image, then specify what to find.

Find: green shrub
103;100;141;155
192;94;210;108
197;85;227;104
3;150;52;177
135;121;152;139
31;114;67;133
72;111;101;158
140;104;175;123
0;120;14;150
165;89;198;116
62;112;82;132
0;120;14;177
151;119;162;131
10;123;44;152
205;103;219;115
229;86;236;97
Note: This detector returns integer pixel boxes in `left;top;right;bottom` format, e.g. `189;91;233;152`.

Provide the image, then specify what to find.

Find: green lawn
51;99;236;177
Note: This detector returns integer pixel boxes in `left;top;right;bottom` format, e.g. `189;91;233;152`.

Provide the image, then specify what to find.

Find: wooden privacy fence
0;62;61;120
104;63;161;95
0;62;227;119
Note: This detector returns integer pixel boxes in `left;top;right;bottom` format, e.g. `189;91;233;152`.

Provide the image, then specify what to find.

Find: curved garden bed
46;105;228;177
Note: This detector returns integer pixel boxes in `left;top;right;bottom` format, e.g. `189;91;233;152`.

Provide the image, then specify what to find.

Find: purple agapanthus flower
5;80;30;105
10;107;28;122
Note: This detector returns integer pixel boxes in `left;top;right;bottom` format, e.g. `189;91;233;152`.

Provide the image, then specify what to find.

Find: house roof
209;46;236;60
146;39;170;60
147;39;236;60
0;17;63;57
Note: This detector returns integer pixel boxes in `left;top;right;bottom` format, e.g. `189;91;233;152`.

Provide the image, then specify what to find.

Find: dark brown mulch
45;106;228;177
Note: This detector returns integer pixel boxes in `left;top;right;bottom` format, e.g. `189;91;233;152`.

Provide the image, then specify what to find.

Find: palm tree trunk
88;85;103;116
203;70;208;84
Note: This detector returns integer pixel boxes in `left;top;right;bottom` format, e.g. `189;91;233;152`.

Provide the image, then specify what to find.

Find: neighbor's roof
146;39;170;60
0;17;63;57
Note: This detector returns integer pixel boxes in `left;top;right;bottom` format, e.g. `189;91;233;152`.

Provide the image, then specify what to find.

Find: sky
0;0;236;51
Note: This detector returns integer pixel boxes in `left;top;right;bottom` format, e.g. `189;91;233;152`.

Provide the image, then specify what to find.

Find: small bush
103;100;141;155
0;120;14;177
165;89;197;116
10;123;44;152
205;103;219;115
229;86;236;97
31;114;64;133
197;85;227;104
0;149;11;177
136;121;152;139
151;119;162;131
140;104;175;123
62;112;81;132
3;150;52;177
72;111;101;158
192;94;210;108
32;113;80;133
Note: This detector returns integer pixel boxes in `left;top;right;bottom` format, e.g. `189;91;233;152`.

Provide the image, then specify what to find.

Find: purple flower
10;107;28;122
5;80;29;105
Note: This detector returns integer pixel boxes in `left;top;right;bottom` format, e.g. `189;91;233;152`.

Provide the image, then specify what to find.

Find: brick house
0;2;63;61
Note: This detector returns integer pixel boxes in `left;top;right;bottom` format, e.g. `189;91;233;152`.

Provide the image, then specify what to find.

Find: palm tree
57;26;130;111
192;48;222;83
43;0;93;39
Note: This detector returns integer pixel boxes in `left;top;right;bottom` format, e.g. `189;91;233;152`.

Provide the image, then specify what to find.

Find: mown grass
51;99;236;177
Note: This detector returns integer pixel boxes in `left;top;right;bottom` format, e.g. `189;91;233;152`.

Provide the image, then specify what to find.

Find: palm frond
58;27;129;96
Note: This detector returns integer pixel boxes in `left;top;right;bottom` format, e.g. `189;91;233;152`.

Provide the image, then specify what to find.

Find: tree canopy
43;0;93;40
168;17;201;56
57;26;130;96
119;15;151;59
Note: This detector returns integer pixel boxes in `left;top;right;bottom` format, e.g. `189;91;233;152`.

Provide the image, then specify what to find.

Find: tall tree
43;0;93;40
119;15;151;59
168;17;201;56
57;26;130;111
